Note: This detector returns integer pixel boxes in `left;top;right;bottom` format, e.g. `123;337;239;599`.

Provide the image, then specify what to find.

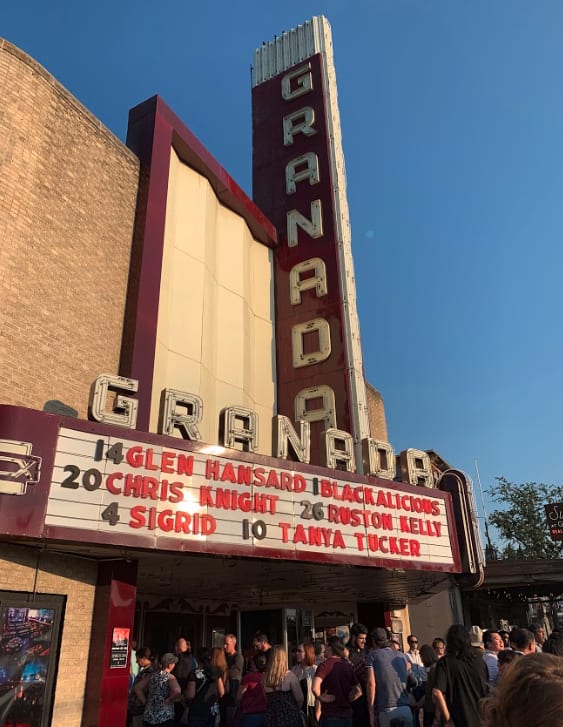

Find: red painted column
82;560;138;727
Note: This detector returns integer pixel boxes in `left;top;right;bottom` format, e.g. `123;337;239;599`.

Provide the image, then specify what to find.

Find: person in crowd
237;652;268;727
253;632;273;664
211;646;228;689
431;624;488;727
346;624;368;660
174;638;198;690
541;630;563;656
134;652;181;727
366;627;412;727
498;630;511;649
528;622;547;652
314;641;326;665
130;639;139;687
510;627;536;655
291;642;319;726
224;633;245;727
263;644;304;726
431;638;445;659
482;630;504;687
482;653;563;726
173;638;198;723
405;634;423;667
128;646;156;727
211;646;228;725
496;648;521;679
418;644;438;727
345;625;370;727
185;647;225;727
468;625;484;651
313;639;360;727
390;637;401;651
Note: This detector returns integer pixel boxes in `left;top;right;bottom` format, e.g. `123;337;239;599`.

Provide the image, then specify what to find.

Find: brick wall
366;381;388;441
0;39;139;417
0;543;98;727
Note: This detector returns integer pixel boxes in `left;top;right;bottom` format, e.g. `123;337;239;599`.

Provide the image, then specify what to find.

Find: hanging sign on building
545;502;563;541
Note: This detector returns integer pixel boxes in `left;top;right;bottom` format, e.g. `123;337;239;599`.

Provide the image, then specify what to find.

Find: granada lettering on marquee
45;428;454;567
89;374;434;488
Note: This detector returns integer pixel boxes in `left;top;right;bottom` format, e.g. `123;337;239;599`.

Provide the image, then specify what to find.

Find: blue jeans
376;706;413;727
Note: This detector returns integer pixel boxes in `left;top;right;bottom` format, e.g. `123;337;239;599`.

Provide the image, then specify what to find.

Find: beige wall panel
215;287;245;388
0;40;139;416
153;152;276;454
167;253;205;360
0;543;97;727
252;317;277;405
251;244;275;321
216;213;246;296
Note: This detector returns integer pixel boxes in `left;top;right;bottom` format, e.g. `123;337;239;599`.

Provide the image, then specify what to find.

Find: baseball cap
372;627;389;644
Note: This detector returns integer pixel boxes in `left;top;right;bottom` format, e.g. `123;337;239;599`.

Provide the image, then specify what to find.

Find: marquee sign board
0;405;460;573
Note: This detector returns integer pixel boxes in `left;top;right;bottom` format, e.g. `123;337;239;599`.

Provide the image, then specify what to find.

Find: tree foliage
487;477;563;559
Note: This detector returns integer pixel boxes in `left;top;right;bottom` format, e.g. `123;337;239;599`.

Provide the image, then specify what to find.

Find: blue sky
4;1;563;533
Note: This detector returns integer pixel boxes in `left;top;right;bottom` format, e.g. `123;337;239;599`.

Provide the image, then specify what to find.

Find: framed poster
109;627;130;669
0;593;64;727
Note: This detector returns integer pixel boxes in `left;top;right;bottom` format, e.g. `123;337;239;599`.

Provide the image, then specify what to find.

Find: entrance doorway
141;612;202;656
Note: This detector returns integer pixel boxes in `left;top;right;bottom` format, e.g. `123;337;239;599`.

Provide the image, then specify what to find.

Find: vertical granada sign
252;17;370;468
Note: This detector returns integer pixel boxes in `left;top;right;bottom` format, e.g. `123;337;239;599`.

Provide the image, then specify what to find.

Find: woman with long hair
211;646;229;726
431;624;488;727
185;647;225;727
263;644;304;726
291;643;319;726
211;646;229;688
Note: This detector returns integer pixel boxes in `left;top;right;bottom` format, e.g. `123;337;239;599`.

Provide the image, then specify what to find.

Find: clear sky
3;0;563;528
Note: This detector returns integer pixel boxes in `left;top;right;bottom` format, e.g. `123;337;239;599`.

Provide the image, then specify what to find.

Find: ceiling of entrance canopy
28;539;454;608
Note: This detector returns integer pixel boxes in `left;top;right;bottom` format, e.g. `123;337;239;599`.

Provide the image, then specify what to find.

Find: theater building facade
0;18;483;727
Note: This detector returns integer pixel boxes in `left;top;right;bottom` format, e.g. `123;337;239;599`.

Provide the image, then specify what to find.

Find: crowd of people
126;621;563;727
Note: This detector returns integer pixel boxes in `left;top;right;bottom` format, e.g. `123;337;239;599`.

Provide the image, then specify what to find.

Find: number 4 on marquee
101;502;120;526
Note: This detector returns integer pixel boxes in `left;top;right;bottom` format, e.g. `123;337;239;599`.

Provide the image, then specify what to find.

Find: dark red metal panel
0;406;57;537
82;560;137;727
252;54;353;466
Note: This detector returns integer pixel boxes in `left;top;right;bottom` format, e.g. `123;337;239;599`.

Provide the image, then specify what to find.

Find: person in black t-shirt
185;647;225;727
432;624;488;727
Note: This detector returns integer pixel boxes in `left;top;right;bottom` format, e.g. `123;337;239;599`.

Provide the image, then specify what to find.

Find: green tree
487;477;563;559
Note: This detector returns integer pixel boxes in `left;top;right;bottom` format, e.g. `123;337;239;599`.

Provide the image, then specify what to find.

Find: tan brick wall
0;542;98;727
0;39;139;417
366;381;388;441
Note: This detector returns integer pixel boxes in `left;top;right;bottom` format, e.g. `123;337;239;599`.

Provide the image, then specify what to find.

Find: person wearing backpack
185;647;225;727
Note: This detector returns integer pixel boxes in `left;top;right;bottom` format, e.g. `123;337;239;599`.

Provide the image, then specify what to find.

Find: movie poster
109;627;130;669
0;606;56;727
